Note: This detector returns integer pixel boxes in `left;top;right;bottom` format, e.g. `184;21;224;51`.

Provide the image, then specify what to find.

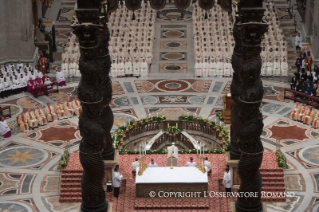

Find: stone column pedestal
225;152;240;190
103;150;119;188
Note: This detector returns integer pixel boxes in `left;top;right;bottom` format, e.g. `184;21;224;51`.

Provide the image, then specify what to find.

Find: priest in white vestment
131;158;140;176
56;69;66;86
203;157;212;175
167;143;178;158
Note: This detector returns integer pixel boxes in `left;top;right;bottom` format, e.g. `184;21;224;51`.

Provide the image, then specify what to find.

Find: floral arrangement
119;148;226;155
58;150;69;170
217;112;224;121
113;116;166;149
276;150;288;169
178;115;230;151
162;126;183;135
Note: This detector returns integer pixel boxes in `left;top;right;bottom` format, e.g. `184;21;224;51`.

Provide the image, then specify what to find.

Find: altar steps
134;198;210;209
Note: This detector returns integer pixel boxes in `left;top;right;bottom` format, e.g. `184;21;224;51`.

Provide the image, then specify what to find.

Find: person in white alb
281;58;288;76
223;59;231;77
113;165;123;198
111;60;118;78
148;158;158;167
273;58;280;76
131;158;140;176
209;58;217;76
185;157;196;167
140;59;148;77
203;157;212;175
216;59;224;77
124;58;133;76
295;33;302;50
266;58;273;76
223;168;232;197
261;59;266;76
61;60;69;77
195;59;202;77
133;59;140;77
202;59;209;77
117;59;125;77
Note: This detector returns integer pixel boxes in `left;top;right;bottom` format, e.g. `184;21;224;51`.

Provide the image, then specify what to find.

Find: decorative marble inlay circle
0;202;32;212
162;53;184;60
0;147;47;168
299;145;319;165
163;31;184;38
141;96;158;105
165;65;182;71
165;42;181;48
156;80;191;92
164;83;182;89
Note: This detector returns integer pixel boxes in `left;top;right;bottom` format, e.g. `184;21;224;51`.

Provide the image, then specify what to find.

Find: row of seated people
259;1;289;76
193;3;234;64
290;102;319;128
17;98;81;132
110;58;149;78
195;58;233;77
61;34;80;77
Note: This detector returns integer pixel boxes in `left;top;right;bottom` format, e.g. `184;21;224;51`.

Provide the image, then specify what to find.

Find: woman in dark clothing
315;65;319;75
300;71;307;82
295;56;302;72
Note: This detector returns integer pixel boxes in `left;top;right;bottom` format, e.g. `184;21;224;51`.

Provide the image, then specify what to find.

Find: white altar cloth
135;167;208;184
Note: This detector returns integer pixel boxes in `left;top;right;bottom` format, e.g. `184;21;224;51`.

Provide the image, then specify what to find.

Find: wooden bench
284;88;319;108
33;83;59;98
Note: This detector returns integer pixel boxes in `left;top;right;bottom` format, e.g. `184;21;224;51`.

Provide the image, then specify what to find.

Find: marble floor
2;0;317;212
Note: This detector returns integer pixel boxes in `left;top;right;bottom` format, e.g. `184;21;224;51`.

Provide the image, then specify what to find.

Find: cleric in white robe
148;158;158;167
185;157;196;167
0;116;11;139
56;69;66;86
131;158;140;175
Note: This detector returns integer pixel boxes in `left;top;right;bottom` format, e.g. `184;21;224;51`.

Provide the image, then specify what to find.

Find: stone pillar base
231;202;267;212
225;152;240;189
78;202;112;212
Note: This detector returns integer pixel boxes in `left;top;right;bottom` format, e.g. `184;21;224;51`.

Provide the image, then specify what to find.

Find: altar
135;167;208;198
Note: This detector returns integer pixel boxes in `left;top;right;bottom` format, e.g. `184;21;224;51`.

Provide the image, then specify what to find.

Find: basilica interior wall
0;0;36;63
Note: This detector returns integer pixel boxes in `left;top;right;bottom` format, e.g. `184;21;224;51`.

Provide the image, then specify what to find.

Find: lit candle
200;142;201;155
129;119;130;125
145;142;146;155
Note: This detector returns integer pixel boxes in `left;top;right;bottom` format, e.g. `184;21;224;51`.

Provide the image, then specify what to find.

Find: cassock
27;79;36;94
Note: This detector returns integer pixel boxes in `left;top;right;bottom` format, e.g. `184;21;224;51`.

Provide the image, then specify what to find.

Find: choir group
108;2;155;77
193;1;288;77
17;98;82;132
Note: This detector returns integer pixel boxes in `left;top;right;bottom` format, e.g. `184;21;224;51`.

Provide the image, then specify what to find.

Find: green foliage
217;112;224;121
276;150;288;169
119;148;226;155
58;150;69;170
113;116;166;150
162;126;183;134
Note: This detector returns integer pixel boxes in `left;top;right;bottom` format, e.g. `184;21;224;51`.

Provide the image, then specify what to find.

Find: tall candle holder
170;153;174;169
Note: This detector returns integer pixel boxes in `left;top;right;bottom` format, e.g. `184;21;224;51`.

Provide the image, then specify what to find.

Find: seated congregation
290;102;319;128
0;61;66;98
17;98;81;132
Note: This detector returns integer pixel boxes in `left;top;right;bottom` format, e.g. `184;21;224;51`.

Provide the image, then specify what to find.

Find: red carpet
59;152;285;211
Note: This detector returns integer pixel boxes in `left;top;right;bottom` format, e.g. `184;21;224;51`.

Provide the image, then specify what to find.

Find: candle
176;123;178;127
200;142;201;155
203;144;205;157
197;141;199;155
157;112;158;117
145;142;146;155
168;123;169;127
129;119;130;125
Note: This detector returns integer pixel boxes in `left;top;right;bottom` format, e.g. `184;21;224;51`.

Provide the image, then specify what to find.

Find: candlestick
197;141;199;155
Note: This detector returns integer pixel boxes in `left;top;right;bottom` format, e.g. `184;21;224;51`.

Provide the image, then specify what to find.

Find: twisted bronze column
230;1;268;211
73;0;114;211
